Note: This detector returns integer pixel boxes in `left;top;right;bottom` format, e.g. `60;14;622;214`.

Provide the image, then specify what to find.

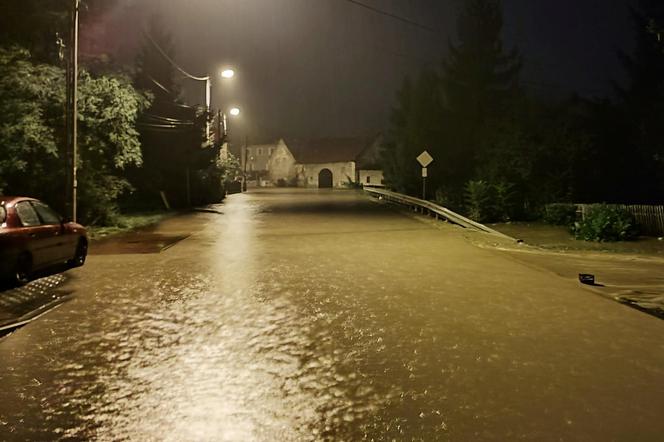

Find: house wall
267;139;297;183
246;143;277;172
297;162;356;188
358;169;384;187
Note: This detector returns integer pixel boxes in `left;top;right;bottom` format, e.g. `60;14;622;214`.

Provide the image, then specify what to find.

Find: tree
0;0;121;64
384;0;522;211
0;46;150;223
132;15;223;207
0;47;62;196
614;0;664;202
440;0;522;191
383;72;445;196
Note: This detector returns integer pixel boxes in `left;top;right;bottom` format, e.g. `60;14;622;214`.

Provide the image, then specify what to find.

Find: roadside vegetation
87;212;172;240
0;1;239;231
382;0;664;242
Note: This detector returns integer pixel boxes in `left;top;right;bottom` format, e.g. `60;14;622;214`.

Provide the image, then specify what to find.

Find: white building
243;135;384;188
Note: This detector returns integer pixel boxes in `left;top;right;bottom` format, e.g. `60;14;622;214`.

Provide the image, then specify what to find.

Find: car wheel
15;252;32;285
69;239;88;268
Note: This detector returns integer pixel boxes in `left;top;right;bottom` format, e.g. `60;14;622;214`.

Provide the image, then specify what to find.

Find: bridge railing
363;187;515;240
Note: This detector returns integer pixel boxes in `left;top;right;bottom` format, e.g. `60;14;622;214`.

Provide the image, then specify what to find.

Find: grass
88;212;173;240
490;221;664;257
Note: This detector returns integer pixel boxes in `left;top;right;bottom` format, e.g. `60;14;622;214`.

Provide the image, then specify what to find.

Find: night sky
98;0;636;143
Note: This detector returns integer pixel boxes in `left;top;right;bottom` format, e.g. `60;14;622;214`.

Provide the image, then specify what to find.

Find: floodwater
1;189;663;441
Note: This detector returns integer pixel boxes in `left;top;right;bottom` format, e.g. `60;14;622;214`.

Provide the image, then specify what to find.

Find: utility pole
242;135;248;192
205;77;211;141
217;109;222;145
66;0;80;222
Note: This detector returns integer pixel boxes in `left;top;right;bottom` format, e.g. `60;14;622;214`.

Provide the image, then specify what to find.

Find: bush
78;173;133;226
464;180;494;222
433;187;464;213
493;181;517;222
463;180;518;223
573;204;639;242
543;203;577;226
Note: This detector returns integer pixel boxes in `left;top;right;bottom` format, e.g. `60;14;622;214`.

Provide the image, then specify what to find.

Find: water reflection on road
1;189;663;441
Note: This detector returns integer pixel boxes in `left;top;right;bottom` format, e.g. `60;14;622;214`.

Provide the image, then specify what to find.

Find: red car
0;197;87;285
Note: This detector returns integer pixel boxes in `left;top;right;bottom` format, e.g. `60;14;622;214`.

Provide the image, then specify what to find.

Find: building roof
284;137;374;164
246;137;281;147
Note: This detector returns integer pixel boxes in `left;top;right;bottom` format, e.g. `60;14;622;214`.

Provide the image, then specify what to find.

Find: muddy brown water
1;189;663;441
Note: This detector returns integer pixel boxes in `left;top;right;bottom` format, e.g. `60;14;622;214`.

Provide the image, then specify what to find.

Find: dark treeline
0;1;230;225
130;15;227;210
382;0;664;222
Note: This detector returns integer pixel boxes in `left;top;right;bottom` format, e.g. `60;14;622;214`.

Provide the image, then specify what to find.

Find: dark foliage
384;0;664;226
574;205;639;242
131;16;224;208
543;204;578;226
0;47;149;224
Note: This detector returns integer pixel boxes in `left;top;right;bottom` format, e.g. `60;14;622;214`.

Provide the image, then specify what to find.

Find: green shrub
464;180;495;222
433;187;464;213
543;203;577;226
493;181;517;222
573;204;639;242
463;180;519;222
78;172;133;226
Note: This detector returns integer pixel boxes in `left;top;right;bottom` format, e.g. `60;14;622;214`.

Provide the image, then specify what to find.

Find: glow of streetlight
229;107;241;116
221;69;235;79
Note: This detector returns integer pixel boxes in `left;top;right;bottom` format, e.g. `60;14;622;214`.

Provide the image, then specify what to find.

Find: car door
31;200;73;263
14;200;60;269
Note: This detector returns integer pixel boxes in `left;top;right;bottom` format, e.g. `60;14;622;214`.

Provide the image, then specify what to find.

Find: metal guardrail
364;187;515;240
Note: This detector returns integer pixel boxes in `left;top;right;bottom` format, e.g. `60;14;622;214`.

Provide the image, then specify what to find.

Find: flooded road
1;189;663;441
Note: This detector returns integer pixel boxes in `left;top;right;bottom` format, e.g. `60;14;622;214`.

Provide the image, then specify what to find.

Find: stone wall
358;169;384;187
297;162;356;188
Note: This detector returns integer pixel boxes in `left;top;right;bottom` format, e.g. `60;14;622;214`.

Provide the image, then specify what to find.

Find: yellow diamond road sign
416;150;433;167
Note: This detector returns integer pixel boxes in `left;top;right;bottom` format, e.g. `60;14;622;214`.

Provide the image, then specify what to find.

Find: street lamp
202;67;236;140
229;107;241;116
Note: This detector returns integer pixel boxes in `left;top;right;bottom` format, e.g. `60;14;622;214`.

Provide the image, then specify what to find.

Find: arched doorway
318;168;333;188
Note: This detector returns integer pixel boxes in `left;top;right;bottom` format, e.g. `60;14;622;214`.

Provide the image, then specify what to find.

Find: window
258;148;263;155
366;176;371;183
32;201;61;225
268;148;273;155
0;205;6;224
15;201;41;227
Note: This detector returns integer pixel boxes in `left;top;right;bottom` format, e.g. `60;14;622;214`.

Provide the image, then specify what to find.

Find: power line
143;31;208;81
342;0;436;33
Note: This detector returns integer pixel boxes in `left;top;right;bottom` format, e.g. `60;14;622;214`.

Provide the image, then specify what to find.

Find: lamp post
185;69;235;206
206;69;235;140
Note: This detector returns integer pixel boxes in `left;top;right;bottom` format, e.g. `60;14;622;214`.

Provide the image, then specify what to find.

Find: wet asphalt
1;189;663;441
